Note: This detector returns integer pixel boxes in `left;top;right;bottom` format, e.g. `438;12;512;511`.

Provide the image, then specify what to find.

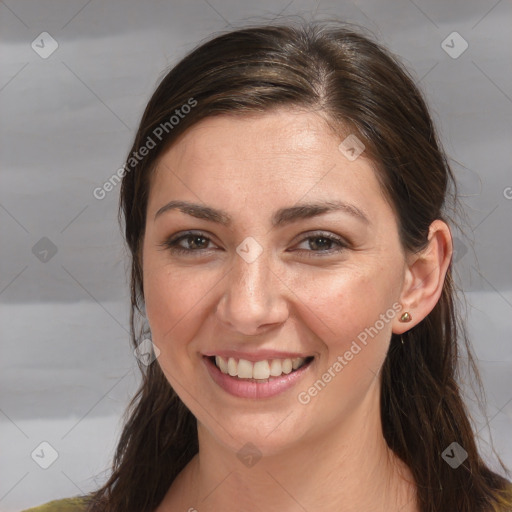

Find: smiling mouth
207;355;314;381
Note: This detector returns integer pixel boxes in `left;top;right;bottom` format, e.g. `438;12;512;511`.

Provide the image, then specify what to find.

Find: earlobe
392;220;453;334
398;311;412;323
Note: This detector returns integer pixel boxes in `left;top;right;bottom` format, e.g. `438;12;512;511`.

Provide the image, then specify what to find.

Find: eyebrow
154;199;369;227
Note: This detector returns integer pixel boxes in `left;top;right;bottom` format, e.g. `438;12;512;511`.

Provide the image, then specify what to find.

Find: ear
392;220;453;334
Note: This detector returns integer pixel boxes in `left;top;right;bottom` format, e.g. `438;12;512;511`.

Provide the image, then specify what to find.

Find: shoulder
20;496;90;512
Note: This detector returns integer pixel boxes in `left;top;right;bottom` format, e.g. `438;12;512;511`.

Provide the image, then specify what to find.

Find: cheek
142;264;204;392
144;255;399;353
291;268;399;425
288;263;398;347
142;250;225;388
144;263;208;344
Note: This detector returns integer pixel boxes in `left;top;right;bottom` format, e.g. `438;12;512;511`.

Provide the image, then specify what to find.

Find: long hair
87;20;512;512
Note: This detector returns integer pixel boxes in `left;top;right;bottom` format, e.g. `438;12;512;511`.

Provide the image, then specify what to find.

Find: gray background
0;0;511;510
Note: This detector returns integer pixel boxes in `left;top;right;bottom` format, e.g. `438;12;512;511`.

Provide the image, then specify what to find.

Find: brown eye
293;232;348;258
159;231;217;255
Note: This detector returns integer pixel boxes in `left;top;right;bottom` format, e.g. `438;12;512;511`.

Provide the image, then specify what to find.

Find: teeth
227;357;237;377
253;360;270;379
282;358;292;374
292;357;302;370
269;359;282;377
215;355;228;374
237;358;253;378
213;356;308;379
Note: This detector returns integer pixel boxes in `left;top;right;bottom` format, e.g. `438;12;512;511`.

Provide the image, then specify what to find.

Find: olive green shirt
20;496;89;512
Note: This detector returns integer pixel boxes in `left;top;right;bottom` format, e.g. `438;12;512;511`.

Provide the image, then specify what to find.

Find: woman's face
142;109;408;455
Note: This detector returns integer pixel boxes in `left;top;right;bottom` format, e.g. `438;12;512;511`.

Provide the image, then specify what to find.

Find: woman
23;20;512;512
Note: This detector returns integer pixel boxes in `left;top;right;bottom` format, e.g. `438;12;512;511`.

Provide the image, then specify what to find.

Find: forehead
161;109;345;167
148;109;390;222
171;109;332;159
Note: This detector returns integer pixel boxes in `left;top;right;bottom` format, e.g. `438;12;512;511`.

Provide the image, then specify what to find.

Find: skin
143;108;452;512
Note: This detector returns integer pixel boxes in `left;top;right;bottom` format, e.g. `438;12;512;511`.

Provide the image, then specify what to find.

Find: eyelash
159;231;349;258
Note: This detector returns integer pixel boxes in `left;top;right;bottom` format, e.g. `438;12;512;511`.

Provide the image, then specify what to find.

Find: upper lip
202;350;314;362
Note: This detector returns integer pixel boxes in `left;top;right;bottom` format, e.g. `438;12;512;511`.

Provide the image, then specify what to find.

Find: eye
159;230;348;258
292;232;349;258
159;231;219;256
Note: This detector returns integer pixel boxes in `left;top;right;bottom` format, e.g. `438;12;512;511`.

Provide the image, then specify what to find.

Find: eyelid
160;229;350;257
291;230;350;246
290;231;350;257
158;230;220;252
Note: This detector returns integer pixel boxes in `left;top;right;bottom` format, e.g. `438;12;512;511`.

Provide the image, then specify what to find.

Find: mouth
203;355;315;400
202;354;315;399
206;355;314;382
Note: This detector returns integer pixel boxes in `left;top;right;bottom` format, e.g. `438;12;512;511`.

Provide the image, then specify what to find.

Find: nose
215;247;289;336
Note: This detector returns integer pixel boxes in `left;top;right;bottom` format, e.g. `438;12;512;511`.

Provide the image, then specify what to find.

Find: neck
159;387;418;512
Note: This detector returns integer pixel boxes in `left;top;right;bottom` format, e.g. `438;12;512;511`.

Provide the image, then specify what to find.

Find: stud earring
399;311;412;323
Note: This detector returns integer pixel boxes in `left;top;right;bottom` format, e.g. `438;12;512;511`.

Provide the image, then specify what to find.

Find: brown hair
87;20;512;512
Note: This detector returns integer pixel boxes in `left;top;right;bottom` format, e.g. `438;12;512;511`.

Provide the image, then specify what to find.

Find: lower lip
203;356;313;399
